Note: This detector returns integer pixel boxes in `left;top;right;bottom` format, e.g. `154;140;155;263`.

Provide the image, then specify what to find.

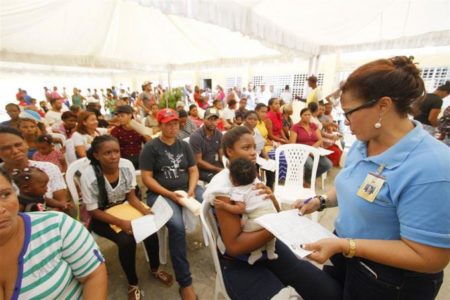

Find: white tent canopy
1;0;449;71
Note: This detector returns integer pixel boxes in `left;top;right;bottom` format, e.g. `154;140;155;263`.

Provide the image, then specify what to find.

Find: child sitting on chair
12;166;72;213
32;134;67;173
213;158;278;264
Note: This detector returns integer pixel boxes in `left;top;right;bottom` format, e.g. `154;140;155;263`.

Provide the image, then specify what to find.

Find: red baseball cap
157;108;179;123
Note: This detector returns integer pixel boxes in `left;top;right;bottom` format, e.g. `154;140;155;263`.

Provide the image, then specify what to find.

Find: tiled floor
103;167;449;299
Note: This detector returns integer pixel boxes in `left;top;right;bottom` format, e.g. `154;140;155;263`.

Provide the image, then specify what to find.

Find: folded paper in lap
105;198;173;243
256;209;336;258
131;197;173;243
175;190;201;216
106;202;150;233
256;156;277;172
317;147;333;156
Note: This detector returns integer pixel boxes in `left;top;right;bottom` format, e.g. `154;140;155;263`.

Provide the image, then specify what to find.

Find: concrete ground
102;167;449;299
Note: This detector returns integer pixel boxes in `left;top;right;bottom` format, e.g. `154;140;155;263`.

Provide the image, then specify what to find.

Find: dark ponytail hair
222;126;252;158
342;56;425;116
86;135;119;209
36;134;53;144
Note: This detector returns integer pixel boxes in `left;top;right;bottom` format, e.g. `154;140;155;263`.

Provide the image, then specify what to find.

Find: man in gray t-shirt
189;108;223;182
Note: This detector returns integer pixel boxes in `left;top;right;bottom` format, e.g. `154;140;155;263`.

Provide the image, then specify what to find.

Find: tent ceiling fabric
0;0;281;70
139;0;450;54
1;0;449;71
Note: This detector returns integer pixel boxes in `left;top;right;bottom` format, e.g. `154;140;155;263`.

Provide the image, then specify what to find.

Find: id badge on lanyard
357;164;386;202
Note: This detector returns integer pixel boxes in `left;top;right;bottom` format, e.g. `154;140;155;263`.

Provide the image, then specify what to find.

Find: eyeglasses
344;98;380;122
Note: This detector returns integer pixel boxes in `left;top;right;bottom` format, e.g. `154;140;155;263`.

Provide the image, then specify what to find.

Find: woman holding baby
203;126;341;299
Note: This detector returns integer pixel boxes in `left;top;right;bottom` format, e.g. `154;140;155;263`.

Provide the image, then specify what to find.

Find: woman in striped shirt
0;169;107;300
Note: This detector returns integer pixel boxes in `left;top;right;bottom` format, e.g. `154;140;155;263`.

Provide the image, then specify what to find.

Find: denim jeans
304;155;333;183
325;253;444;300
219;240;342;300
146;185;204;287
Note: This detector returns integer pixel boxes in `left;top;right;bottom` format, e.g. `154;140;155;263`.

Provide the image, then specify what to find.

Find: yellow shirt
306;87;322;104
256;121;273;153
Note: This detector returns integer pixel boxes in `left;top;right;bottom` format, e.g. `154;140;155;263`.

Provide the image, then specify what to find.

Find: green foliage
159;87;184;109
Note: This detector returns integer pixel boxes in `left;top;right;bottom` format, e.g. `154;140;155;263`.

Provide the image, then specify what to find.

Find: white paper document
175;190;201;216
255;209;336;258
256;156;277;172
317;147;333;156
131;196;173;243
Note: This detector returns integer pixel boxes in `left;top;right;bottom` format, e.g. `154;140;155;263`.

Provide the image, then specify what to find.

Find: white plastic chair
274;144;320;221
48;132;66;150
65;158;168;264
200;200;302;300
64;138;77;165
200;201;231;300
321;172;327;191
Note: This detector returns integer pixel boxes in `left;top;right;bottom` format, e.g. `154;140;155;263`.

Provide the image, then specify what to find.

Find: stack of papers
256;156;277;171
131;197;173;243
105;198;173;243
175;190;201;216
317;147;333;156
105;202;150;233
255;209;336;258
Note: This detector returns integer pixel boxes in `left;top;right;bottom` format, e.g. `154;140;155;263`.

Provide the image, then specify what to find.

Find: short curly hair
229;158;256;186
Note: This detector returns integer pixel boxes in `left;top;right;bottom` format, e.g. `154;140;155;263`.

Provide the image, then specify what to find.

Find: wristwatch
317;195;328;211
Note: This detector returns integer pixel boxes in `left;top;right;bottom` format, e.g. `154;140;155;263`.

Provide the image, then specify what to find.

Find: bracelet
343;238;356;258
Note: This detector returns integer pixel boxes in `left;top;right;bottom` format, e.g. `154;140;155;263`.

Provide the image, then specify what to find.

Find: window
421;67;450;90
252;73;325;99
225;76;242;91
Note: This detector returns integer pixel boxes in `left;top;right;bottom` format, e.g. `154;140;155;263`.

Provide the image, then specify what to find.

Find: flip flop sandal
152;270;174;287
128;285;142;300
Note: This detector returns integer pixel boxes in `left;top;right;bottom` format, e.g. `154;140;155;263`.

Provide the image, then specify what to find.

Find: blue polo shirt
335;121;450;248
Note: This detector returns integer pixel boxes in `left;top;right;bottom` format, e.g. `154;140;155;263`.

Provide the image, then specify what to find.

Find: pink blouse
291;122;319;146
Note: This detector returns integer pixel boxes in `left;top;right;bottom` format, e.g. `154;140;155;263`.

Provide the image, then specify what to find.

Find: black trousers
90;218;160;285
325;253;443;300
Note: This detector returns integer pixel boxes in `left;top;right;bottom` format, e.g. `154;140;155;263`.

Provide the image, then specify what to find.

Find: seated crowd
1;57;449;300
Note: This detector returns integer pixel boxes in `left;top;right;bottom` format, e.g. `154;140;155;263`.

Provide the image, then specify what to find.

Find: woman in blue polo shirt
296;56;450;299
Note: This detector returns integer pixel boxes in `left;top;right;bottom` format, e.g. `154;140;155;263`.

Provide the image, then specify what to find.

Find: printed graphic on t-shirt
161;151;183;179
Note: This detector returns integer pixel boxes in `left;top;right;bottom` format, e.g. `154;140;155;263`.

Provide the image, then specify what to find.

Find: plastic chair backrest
64;138;77;165
49;132;66;144
65;157;90;207
200;201;230;300
222;155;229;168
274;144;320;192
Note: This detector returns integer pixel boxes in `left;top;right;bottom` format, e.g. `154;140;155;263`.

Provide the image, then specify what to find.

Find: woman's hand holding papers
119;220;133;235
302;238;348;264
169;191;184;205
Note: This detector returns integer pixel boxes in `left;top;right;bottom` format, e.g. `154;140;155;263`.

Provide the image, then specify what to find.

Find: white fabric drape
0;0;281;69
1;0;449;70
138;0;450;54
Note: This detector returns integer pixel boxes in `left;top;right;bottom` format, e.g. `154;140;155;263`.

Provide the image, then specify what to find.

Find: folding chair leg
157;227;168;265
321;172;327;191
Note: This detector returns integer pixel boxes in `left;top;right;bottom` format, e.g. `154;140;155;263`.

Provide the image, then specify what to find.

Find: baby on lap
214;158;278;264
